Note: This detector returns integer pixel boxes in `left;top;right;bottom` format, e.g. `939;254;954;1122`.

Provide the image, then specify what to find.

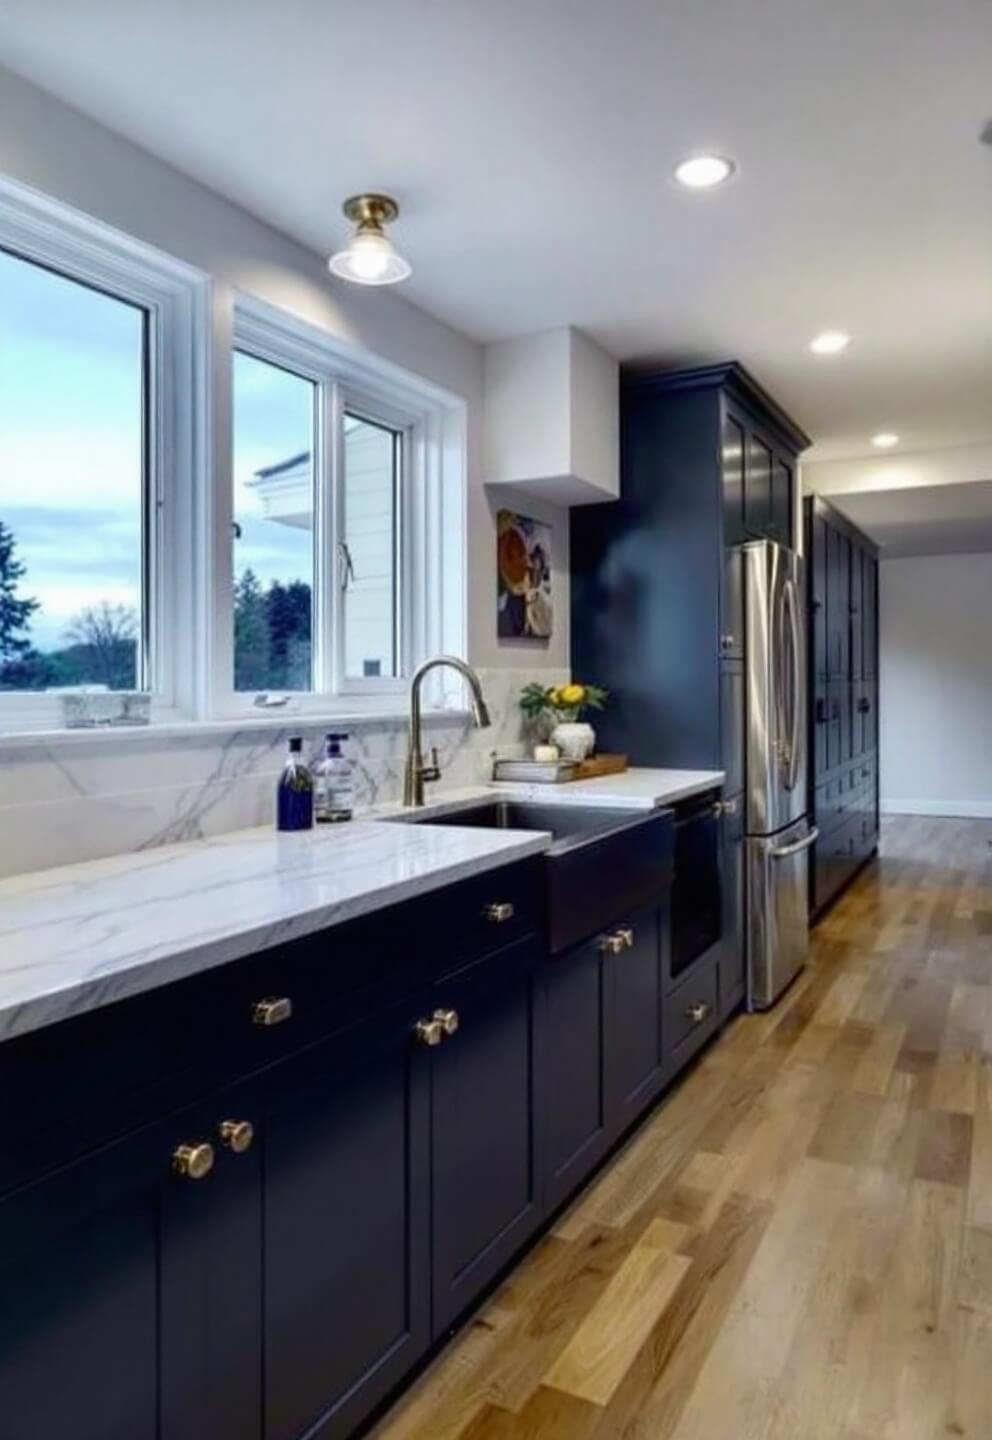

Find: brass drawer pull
218;1119;255;1154
415;1016;444;1047
172;1141;215;1181
433;1008;460;1037
485;901;515;923
252;996;293;1027
685;1001;710;1025
600;928;635;956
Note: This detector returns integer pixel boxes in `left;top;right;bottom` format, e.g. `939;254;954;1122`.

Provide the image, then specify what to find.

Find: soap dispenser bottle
276;737;314;831
313;732;354;823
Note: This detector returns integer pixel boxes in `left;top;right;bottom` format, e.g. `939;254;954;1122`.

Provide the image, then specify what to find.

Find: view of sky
0;248;313;658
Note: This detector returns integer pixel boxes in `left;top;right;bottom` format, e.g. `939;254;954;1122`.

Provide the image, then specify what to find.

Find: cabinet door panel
543;937;609;1211
813;685;829;779
746;433;773;537
0;1105;236;1440
719;799;746;1013
722;410;747;546
850;545;864;681
721;546;744;660
863;555;878;679
720;661;745;795
770;453;793;548
608;906;665;1130
809;512;828;681
258;1001;430;1440
431;938;541;1333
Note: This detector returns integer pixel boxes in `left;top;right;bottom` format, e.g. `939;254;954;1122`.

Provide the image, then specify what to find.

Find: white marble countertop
366;766;725;821
0;821;550;1045
0;766;723;1046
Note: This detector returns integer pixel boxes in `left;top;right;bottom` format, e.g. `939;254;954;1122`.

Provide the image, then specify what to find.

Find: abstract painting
497;509;553;639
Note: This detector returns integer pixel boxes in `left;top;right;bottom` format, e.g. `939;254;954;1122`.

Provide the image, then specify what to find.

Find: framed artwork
497;509;553;639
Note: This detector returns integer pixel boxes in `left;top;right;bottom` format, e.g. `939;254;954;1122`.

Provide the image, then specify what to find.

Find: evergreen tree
233;568;271;690
0;520;38;663
266;579;312;688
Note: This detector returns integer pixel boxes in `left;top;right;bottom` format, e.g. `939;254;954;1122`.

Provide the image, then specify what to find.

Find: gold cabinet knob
685;1001;710;1025
415;1016;444;1047
172;1141;215;1181
218;1119;255;1154
484;901;515;923
599;928;633;956
433;1007;460;1037
252;996;293;1027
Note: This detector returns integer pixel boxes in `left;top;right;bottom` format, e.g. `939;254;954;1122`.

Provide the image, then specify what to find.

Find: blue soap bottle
276;736;314;831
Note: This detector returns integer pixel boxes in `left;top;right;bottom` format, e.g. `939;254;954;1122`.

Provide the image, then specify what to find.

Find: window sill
0;705;473;751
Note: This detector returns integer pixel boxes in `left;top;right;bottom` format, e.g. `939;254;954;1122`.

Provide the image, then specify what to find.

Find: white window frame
0;176;210;734
221;295;465;719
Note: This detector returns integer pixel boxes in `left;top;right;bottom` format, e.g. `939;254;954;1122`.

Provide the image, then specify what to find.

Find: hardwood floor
372;816;992;1440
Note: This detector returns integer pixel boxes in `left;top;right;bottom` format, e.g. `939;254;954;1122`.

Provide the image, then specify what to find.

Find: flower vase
551;721;595;761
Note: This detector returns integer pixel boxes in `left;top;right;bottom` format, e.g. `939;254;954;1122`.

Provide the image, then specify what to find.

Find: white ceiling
830;479;992;556
0;0;990;460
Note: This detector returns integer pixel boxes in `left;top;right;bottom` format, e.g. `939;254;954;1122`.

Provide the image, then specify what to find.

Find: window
227;298;445;713
232;353;316;692
342;413;402;680
0;249;148;693
0;175;464;735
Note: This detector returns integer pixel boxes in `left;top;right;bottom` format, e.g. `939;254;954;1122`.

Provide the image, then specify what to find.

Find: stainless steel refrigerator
742;540;817;1008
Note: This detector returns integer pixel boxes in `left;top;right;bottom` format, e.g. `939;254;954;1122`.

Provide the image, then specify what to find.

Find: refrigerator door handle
769;826;819;860
784;573;803;793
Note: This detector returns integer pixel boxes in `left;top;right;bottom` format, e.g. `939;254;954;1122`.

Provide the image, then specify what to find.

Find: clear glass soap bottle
313;732;354;823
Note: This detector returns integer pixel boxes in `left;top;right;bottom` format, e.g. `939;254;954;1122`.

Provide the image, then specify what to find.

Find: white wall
880;552;992;818
0;63;570;673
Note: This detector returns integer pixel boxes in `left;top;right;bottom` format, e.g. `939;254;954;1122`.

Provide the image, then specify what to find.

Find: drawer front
414;858;543;979
665;954;719;1059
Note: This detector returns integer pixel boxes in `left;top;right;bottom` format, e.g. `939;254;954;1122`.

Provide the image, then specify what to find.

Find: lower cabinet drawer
665;954;719;1063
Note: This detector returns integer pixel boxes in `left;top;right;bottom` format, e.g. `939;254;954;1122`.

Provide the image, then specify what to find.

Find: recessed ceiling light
328;193;411;286
871;432;899;449
674;155;735;189
809;330;851;356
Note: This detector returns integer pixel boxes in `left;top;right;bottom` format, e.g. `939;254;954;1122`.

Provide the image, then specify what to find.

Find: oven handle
769;826;819;859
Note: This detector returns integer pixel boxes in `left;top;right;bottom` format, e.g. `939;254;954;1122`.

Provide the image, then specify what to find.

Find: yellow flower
560;683;585;705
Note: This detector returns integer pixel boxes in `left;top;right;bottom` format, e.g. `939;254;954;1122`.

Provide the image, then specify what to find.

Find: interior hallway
373;815;992;1440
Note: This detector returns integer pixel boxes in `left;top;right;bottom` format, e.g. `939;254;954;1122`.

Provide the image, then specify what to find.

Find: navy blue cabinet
0;1098;259;1440
607;905;667;1128
1;850;726;1440
572;363;808;1026
251;997;431;1440
806;496;880;918
431;936;541;1332
542;932;611;1212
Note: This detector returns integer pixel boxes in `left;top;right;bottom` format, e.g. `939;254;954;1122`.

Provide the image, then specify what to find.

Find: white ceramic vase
551;721;596;761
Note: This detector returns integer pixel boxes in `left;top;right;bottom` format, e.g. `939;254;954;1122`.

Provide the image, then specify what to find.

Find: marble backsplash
0;668;567;879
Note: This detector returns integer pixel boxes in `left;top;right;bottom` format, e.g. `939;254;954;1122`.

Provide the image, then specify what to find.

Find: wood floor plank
543;1231;691;1405
375;818;992;1440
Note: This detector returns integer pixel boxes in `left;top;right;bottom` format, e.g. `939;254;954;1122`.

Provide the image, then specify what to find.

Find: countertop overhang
0;767;723;1045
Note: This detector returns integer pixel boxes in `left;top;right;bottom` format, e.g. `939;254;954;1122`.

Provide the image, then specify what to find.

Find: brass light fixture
328;193;411;286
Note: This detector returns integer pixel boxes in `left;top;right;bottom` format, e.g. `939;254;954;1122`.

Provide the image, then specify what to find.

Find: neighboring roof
253;451;310;481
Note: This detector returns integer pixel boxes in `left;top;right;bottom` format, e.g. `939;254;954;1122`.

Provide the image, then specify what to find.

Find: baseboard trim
881;799;992;819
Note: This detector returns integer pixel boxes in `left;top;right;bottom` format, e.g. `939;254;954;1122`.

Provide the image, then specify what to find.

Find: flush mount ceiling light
808;330;851;356
328;194;411;286
871;432;899;448
673;154;735;189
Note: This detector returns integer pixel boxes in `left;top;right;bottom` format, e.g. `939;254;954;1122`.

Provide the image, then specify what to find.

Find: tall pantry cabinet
805;494;880;915
571;361;810;1018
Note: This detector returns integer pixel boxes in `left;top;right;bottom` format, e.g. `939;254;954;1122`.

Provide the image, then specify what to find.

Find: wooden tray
573;753;628;780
